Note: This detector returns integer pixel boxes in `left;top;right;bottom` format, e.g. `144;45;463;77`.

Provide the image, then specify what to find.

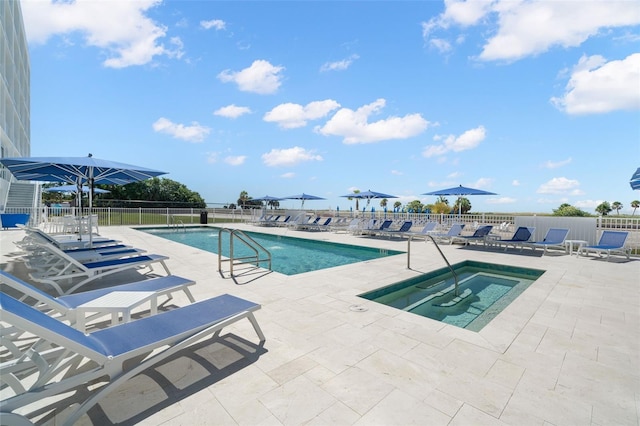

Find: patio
1;223;638;425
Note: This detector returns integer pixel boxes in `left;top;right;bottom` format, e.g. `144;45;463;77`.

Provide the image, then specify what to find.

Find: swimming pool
359;260;545;331
138;226;404;275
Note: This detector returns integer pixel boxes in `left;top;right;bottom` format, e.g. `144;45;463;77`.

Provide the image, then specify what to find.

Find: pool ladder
407;234;460;296
217;228;272;278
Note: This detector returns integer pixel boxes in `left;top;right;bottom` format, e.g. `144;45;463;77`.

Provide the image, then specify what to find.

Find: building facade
0;0;31;212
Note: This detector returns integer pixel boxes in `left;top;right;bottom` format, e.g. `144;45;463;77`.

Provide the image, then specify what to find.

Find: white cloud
261;147;323;167
206;152;219;164
214;105;252;119
218;60;284;94
422;126;486;158
391;170;403;176
224;155;246;166
21;0;182;68
422;0;640;62
320;54;360;72
542;157;572;169
512;180;520;186
316;99;429;144
200;19;226;30
551;53;640;115
536;177;581;194
152;117;210;142
264;100;340;129
575;199;603;210
471;177;494;189
280;172;296;178
487;197;516;204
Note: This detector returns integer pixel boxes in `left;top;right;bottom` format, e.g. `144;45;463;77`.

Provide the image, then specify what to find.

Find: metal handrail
217;228;272;277
407;234;460;296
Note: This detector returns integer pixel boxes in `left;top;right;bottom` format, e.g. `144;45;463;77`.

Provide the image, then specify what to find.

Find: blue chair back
512;227;533;241
543;228;569;243
473;226;493;237
598;231;628;247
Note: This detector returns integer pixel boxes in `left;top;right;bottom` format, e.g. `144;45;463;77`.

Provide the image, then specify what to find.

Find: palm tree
631;200;640;215
347;189;360;211
237;190;250;209
611;201;623;215
595;201;612;216
380;198;388;210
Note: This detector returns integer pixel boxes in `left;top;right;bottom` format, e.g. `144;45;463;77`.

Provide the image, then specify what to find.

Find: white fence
2;206;639;248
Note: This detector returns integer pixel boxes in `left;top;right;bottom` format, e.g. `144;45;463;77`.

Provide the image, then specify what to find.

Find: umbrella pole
76;180;83;241
88;173;94;246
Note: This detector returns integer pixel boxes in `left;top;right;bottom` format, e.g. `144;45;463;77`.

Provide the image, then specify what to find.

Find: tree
631;200;640;216
428;201;451;214
553;203;590;217
406;200;424;213
611;201;623;215
237;191;250;209
346;189;360;211
379;198;388;209
96;177;206;208
595;201;612;216
454;197;471;215
393;201;402;210
267;199;280;209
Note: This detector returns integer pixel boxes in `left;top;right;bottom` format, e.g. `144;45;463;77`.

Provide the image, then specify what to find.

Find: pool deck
1;224;639;425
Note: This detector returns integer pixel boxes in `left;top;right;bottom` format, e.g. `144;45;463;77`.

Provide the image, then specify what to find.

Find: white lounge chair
377;221;413;238
523;228;570;255
17;226;121;250
0;291;265;425
24;242;171;295
577;230;630;261
493;226;535;251
0;270;196;330
429;223;466;244
402;221;438;240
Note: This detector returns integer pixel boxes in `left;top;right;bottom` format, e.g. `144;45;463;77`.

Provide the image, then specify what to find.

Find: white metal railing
5;206;640;248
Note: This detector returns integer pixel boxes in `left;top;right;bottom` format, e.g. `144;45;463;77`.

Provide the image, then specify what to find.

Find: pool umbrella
422;185;496;218
630;167;640;190
44;184;110;212
283;193;325;209
44;184;110;194
252;195;283;209
0;155;166;244
340;189;398;208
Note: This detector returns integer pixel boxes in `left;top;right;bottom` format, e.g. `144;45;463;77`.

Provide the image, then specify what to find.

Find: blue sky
20;0;640;213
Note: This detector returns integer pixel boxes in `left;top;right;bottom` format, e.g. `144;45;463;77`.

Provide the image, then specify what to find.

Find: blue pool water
359;261;545;331
139;226;404;275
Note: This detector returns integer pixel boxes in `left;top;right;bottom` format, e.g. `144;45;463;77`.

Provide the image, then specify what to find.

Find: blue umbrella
341;189;398;208
44;184;110;194
283;193;325;209
422;185;497;217
1;155;166;243
252;195;282;202
630;167;640;190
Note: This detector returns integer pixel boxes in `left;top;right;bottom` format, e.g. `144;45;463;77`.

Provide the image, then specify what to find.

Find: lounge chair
17;226;121;250
0;291;265;425
523;228;570;255
428;223;466;244
401;221;438;240
25;243;171;295
494;226;536;251
577;230;630;261
451;225;493;246
0;270;196;329
305;217;332;231
363;219;392;236
334;218;360;233
378;221;413;238
26;240;147;264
